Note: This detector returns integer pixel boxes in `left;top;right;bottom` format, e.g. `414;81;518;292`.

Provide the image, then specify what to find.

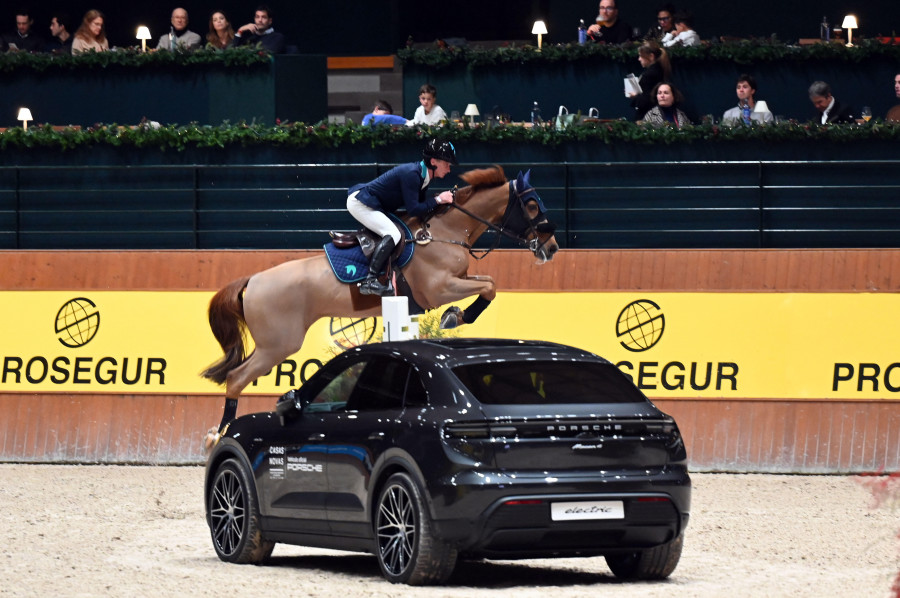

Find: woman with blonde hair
628;40;671;120
206;11;234;49
71;9;108;53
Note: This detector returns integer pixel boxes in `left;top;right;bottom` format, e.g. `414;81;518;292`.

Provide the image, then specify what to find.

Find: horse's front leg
433;275;496;329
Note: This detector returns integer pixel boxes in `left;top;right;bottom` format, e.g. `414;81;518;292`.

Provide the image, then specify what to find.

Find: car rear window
451;360;646;405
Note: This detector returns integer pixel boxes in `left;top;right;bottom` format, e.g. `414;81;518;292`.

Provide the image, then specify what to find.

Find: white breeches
347;192;401;244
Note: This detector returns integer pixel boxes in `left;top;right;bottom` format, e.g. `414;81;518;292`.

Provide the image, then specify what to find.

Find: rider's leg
346;193;401;296
359;235;395;296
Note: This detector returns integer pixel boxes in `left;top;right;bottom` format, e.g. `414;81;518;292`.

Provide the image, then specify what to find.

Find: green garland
1;119;898;152
0;46;273;73
398;38;900;69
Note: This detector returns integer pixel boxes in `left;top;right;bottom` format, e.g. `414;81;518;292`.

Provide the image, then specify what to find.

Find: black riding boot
358;236;395;296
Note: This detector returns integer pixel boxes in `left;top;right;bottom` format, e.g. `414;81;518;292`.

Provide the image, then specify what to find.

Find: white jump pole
381;296;419;341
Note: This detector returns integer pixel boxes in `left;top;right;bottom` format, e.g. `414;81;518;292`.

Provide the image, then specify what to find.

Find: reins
417;181;544;260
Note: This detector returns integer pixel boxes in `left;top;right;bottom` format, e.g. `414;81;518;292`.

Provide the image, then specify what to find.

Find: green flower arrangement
1;119;898;152
399;38;900;69
0;46;273;73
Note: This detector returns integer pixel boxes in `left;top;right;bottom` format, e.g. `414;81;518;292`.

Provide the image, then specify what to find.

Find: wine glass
861;106;872;122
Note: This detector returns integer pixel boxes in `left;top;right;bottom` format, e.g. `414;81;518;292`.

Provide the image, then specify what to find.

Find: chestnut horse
202;165;559;430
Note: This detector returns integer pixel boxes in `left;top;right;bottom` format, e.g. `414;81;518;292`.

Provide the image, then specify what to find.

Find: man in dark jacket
233;5;285;53
2;9;45;52
809;80;855;124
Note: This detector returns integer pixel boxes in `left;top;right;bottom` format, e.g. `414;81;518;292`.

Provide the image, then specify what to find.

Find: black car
204;338;690;585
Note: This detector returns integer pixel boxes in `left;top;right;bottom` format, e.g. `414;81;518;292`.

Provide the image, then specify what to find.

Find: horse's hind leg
224;347;296;399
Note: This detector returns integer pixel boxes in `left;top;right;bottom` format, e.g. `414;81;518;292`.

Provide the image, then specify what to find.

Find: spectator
46;12;73;54
642;82;691;128
71;10;108;54
206;11;234;49
722;74;774;125
628;41;671;121
644;3;676;41
2;8;45;52
887;73;900;122
362;100;408;126
662;11;700;47
233;5;285;53
407;83;448;126
156;7;201;51
586;0;634;45
808;81;854;124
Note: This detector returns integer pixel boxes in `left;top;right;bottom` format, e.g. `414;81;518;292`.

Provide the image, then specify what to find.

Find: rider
346;138;458;296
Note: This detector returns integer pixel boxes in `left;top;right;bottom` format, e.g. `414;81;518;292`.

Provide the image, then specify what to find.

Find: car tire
605;531;684;580
374;472;457;585
208;458;275;564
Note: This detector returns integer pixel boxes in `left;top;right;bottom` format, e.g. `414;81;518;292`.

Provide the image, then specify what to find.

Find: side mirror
275;388;304;425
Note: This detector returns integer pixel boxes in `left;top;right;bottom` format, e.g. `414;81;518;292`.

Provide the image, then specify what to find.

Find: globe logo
329;317;378;350
55;297;100;348
616;299;664;352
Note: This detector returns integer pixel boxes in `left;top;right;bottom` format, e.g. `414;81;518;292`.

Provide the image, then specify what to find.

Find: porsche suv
204;338;690;585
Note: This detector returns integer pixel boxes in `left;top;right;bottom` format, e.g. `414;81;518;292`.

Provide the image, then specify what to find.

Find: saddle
328;228;407;261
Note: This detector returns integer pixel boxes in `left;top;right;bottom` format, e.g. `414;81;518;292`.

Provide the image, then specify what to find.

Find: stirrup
358;277;394;296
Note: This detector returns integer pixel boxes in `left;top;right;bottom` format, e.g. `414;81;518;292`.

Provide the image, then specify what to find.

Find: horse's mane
455;165;506;204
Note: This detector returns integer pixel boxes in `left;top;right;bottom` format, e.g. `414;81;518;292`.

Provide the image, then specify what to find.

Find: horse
201;165;559;435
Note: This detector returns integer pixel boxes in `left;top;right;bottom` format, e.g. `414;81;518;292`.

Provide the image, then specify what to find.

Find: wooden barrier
2;249;899;471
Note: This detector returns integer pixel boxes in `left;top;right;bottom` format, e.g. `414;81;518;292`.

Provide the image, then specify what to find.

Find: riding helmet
423;139;459;165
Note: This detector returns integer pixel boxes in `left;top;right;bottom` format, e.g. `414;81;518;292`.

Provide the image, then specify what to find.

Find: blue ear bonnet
516;169;548;214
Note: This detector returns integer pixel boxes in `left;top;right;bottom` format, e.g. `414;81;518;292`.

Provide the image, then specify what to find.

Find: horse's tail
201;275;252;385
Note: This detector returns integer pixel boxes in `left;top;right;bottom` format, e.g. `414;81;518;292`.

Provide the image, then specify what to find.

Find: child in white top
407;83;448;126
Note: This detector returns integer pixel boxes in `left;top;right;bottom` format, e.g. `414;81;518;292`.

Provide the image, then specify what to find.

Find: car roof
348;338;607;369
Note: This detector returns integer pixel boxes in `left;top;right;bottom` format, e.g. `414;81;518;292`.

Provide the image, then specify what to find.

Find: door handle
367;431;385;440
308;433;326;441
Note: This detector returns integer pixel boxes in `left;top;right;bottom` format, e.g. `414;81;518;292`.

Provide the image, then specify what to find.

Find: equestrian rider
346;139;458;296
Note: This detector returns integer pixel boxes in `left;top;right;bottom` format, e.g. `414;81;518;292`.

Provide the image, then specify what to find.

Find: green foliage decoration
0;46;272;73
1;119;899;153
399;38;900;69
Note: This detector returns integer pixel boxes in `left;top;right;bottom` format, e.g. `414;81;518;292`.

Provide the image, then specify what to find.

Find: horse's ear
516;169;532;189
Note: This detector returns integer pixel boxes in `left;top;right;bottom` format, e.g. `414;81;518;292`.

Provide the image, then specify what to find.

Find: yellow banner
1;291;898;400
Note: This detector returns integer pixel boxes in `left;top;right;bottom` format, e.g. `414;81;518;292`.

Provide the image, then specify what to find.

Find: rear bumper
429;467;690;557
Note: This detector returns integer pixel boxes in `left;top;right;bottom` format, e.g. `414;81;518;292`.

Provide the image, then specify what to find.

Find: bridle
416;180;557;260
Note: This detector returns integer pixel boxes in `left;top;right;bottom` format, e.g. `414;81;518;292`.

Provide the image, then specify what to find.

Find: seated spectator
721;74;774;125
662;11;700;47
71;10;109;54
206;11;234;50
886;73;900;122
362;100;408;126
642;82;691;128
407;84;448;126
156;7;201;51
628;41;671;121
233;5;285;53
586;0;634;45
46;13;73;54
2;8;45;52
644;3;676;41
808;81;854;124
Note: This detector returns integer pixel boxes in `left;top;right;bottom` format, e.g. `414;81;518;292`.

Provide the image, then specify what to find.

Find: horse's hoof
203;426;220;453
440;306;463;329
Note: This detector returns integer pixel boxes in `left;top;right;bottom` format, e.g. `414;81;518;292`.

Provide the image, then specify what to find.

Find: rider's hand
435;191;454;204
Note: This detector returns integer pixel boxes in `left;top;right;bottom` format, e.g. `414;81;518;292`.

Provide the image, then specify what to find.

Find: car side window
307;360;366;412
345;356;409;412
404;368;429;408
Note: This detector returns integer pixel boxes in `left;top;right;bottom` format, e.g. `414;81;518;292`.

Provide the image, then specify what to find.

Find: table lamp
841;15;857;47
17;107;32;130
464;104;480;124
753;101;770;115
532;20;548;50
136;26;152;52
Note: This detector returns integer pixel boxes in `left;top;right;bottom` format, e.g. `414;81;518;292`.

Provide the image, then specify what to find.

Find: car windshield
452;360;645;405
